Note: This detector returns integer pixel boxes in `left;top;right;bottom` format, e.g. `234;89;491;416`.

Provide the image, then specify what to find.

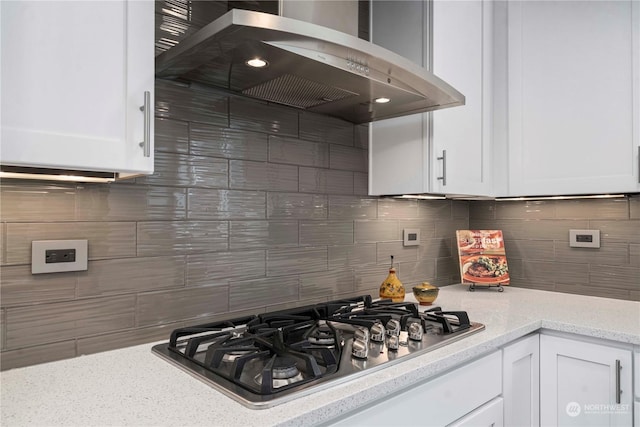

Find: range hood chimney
155;1;464;124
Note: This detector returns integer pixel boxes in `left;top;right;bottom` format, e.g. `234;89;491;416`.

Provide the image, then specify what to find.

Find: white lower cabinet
326;333;635;427
540;334;634;426
502;334;539;426
448;397;503;427
326;351;502;426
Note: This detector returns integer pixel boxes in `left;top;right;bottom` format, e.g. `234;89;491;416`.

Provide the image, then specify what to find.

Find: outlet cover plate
32;240;88;274
403;228;420;246
569;230;600;248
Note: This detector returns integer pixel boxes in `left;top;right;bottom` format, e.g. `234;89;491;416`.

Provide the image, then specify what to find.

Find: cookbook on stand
456;230;510;292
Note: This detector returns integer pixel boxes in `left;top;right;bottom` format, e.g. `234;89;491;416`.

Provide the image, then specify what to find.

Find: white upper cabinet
369;0;493;197
505;0;640;196
431;0;493;196
369;0;429;196
0;0;154;178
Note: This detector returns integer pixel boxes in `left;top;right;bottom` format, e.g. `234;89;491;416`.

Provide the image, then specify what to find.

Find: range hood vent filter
242;73;359;108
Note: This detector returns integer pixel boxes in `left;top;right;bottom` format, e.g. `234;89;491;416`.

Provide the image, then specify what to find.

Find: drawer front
328;351;502;426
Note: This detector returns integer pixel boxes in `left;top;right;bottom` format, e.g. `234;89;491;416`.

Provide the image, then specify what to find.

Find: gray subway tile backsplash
267;247;328;276
378;198;419;219
268;136;330;168
1;340;77;371
229;96;298;137
156;80;228;126
154;117;189;154
376;241;418;265
589;220;640;242
230;160;298;192
299;221;354;247
188;188;266;220
190;123;268;161
298;112;354;146
76;184;187;221
354;220;398;243
299;167;353;195
1;265;77;307
554;198;629;220
0;181;77;222
267;192;327;219
77;256;186;297
299;269;355;299
136;152;228;188
354;172;369;195
2;78;638;370
229;220;298;250
136;285;228;327
329;144;367;172
137;220;228;256
6;296;135;349
187;250;266;286
328;244;377;270
229;276;299;311
329;195;378;219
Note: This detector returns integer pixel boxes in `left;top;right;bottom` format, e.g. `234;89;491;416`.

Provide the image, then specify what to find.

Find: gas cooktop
152;295;485;408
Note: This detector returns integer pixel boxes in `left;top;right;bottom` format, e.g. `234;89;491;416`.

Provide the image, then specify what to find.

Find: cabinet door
432;0;493;196
448;397;503;427
369;1;429;196
502;334;539;426
0;0;154;176
540;334;633;426
506;0;640;196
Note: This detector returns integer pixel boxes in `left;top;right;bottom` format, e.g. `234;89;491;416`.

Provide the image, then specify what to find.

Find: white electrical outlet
403;228;420;246
569;230;600;248
32;240;88;274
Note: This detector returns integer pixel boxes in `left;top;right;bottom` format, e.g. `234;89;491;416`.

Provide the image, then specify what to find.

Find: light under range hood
155;8;465;124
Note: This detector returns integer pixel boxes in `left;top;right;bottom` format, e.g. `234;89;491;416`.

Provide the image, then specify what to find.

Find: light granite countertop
1;285;639;427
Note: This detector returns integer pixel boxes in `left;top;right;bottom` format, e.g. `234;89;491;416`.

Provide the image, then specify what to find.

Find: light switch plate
32;240;88;274
403;228;420;246
569;230;600;248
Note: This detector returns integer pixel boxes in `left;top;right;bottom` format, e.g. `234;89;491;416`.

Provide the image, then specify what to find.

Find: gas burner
307;322;336;346
254;356;305;389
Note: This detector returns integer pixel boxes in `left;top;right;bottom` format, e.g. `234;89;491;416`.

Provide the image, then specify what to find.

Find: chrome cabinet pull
139;91;151;157
437;149;447;186
615;359;621;404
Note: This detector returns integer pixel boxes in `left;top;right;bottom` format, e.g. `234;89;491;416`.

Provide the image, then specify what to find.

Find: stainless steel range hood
155;7;465;124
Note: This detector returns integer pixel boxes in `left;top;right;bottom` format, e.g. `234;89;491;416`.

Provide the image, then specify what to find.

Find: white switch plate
569;230;600;248
403;228;420;246
32;240;88;274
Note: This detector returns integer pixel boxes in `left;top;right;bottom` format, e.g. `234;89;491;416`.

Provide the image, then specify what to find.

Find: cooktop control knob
352;339;369;359
385;319;400;337
354;327;370;344
370;322;385;342
407;321;423;341
386;334;399;351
